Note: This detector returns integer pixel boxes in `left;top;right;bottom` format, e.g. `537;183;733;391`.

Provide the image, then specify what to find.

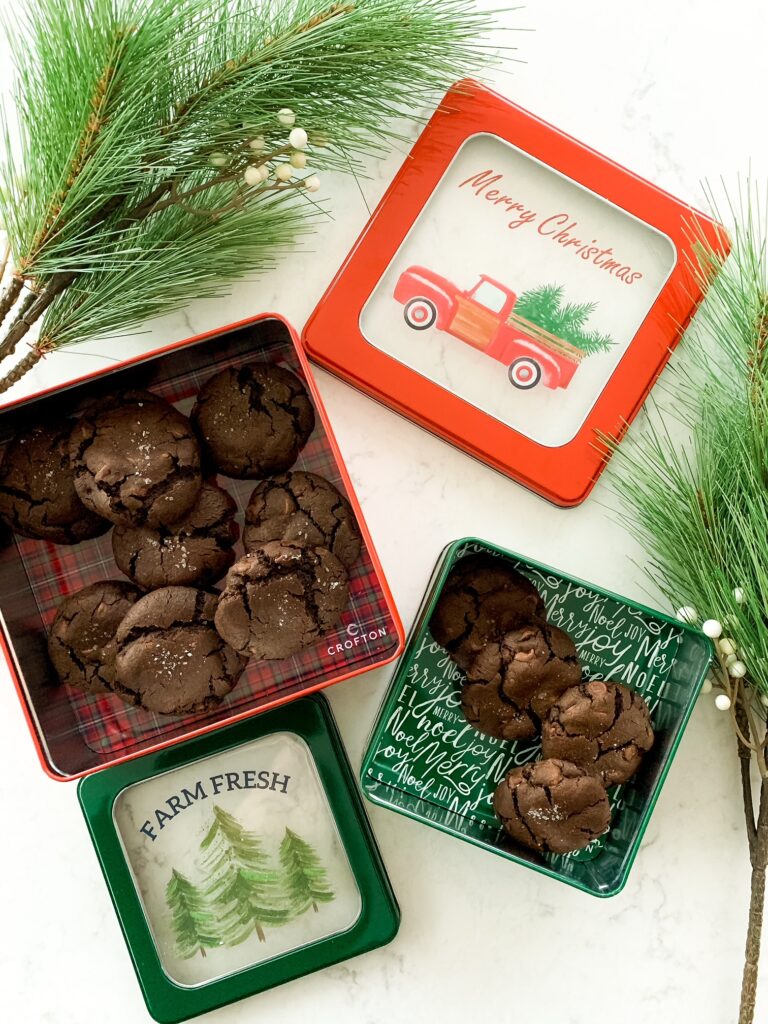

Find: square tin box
361;537;713;897
304;79;729;506
0;315;403;780
79;693;400;1023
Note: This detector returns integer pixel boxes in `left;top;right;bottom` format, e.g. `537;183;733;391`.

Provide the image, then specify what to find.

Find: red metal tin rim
0;312;405;781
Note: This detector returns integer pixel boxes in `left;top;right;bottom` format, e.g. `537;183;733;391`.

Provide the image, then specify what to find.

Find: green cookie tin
361;537;712;897
79;693;399;1022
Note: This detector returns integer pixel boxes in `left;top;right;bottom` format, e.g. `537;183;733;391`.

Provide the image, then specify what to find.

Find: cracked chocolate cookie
112;587;247;715
47;581;142;694
461;679;538;741
0;423;109;544
541;680;655;786
243;471;361;568
467;623;581;720
214;542;349;660
112;481;239;589
430;554;546;671
191;363;315;479
69;390;202;528
493;757;611;854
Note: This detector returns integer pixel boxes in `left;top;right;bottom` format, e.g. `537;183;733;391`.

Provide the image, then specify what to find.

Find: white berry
725;653;738;668
275;163;293;182
304;174;321;193
243;165;263;187
209;152;228;167
290;151;308;169
702;619;723;639
248;136;266;152
715;693;732;711
277;108;296;127
760;694;768;708
289;127;308;150
719;638;736;657
676;606;698;624
258;164;270;181
729;660;747;679
733;587;746;604
701;677;713;694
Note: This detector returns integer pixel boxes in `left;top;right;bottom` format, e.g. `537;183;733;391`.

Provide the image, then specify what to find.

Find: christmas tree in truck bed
394;268;614;391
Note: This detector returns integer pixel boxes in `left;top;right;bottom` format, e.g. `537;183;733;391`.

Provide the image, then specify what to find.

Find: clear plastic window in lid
359;133;676;448
113;732;362;987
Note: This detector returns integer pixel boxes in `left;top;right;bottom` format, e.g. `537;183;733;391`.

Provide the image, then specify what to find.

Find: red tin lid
302;79;729;506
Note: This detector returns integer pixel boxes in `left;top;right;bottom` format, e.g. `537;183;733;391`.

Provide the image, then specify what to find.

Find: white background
0;2;766;1022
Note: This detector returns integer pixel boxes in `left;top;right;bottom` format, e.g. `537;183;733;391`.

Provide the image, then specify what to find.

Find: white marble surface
0;1;766;1021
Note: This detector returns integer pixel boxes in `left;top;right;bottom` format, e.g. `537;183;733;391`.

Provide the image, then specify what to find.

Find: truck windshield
471;280;507;313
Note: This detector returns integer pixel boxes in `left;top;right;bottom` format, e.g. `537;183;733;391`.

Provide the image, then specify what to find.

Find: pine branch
0;0;505;389
605;181;768;1024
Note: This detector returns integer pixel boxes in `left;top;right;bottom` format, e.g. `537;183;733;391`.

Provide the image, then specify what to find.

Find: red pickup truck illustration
393;266;583;390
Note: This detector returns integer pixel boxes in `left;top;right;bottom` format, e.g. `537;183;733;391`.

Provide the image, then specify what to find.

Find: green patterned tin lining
361;538;712;897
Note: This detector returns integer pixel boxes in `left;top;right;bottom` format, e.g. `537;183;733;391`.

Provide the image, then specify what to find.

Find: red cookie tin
303;79;729;506
0;315;404;780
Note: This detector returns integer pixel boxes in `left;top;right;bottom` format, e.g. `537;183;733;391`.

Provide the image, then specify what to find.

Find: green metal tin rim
361;535;712;898
80;693;400;1023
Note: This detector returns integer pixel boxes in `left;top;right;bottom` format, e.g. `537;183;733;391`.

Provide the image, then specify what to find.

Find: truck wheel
508;358;542;389
404;298;437;330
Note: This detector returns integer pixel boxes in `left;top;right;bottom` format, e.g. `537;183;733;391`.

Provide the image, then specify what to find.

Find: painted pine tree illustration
200;805;289;944
514;284;614;355
279;828;335;914
165;869;221;959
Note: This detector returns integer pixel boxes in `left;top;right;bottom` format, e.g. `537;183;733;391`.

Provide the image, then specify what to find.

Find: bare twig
0;288;40;361
0;338;53;395
0;273;75;362
739;777;768;1024
715;649;768;778
0;275;23;331
736;695;759;856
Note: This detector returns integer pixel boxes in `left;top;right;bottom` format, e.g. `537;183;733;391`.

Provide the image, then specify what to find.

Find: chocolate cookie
112;587;247;715
467;623;581;720
191;363;315;479
493;758;611;854
461;680;538;741
541;680;655;786
69;390;202;528
214;542;349;660
0;423;108;543
47;581;142;694
243;471;361;568
430;555;546;671
112;481;239;589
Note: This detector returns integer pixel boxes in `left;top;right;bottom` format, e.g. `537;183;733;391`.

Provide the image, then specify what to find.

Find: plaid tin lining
5;326;398;766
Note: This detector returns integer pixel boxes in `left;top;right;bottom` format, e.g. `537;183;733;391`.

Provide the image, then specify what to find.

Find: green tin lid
79;693;399;1022
361;537;713;898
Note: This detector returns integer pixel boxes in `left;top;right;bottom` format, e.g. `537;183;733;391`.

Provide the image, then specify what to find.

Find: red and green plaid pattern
2;322;398;773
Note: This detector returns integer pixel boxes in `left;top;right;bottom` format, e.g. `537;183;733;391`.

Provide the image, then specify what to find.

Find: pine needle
607;181;768;701
0;0;508;374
